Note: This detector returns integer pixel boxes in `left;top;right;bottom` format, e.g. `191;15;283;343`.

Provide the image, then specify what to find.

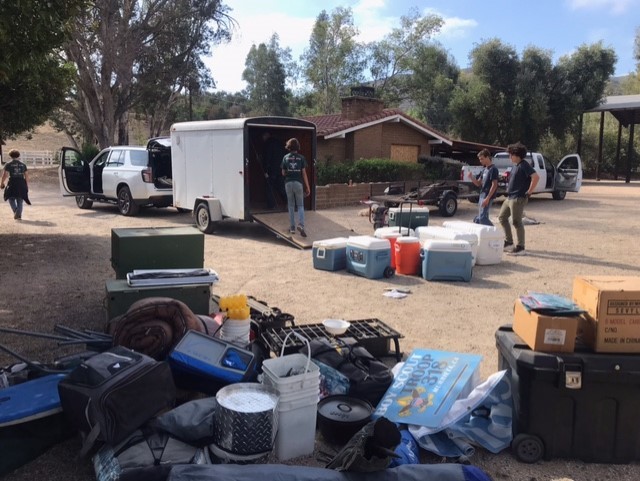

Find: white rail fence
5;150;57;166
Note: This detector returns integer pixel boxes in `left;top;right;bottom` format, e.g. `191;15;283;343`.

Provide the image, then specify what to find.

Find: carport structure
579;94;640;182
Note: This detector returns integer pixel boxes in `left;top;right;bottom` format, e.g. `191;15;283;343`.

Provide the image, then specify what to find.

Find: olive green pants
498;197;528;247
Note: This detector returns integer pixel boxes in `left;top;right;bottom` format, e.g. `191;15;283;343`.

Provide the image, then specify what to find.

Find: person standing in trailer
1;149;31;220
281;138;310;237
467;149;499;226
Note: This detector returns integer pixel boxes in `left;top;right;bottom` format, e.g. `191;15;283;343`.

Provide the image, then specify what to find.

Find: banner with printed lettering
373;349;482;427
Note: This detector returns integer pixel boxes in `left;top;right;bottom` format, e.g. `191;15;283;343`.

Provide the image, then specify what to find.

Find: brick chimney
341;86;384;120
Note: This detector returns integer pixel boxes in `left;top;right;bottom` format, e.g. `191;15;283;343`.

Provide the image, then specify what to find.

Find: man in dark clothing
498;142;539;256
261;131;287;209
468;149;499;226
1;149;30;220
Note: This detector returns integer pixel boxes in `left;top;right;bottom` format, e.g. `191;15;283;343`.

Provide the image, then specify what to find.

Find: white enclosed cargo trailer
169;117;355;249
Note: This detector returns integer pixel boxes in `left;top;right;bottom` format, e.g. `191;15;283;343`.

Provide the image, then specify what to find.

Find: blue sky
206;0;639;92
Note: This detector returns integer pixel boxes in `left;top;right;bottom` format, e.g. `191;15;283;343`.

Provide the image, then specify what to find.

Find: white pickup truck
461;152;583;200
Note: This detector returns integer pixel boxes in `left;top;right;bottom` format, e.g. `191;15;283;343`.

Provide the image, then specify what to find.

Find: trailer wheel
512;433;544;464
75;195;93;209
383;266;395;278
467;195;480;204
195;203;216;234
552;190;566;200
439;191;458;217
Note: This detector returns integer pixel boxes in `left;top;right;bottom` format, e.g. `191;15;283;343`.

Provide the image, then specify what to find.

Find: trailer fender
194;197;222;234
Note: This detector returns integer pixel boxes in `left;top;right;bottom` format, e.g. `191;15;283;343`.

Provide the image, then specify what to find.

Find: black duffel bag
306;339;393;406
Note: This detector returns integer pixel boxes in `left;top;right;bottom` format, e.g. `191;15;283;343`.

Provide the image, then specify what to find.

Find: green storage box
388;206;429;229
105;280;212;321
111;227;204;279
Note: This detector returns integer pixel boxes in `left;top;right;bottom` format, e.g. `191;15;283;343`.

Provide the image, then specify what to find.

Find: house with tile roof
303;91;502;165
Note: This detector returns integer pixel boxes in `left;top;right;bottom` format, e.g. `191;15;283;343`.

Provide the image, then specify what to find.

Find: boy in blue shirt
467;149;498;226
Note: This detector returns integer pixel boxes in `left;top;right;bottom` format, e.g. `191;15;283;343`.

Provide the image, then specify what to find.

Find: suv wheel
76;195;93;209
117;186;140;216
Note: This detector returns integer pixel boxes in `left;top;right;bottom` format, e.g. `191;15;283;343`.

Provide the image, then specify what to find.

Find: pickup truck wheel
195;203;216;234
552;190;566;200
439;192;458;217
75;195;93;209
117;186;139;216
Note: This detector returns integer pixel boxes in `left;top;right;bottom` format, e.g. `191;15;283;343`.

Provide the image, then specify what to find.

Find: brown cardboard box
512;299;578;352
572;276;640;353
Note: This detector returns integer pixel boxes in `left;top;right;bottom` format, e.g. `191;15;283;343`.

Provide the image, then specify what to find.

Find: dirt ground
1;167;640;481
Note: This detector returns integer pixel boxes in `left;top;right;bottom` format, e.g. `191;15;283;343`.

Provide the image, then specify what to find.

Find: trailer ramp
251;211;358;249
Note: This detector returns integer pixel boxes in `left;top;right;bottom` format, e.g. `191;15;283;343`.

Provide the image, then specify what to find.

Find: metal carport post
578;95;640;183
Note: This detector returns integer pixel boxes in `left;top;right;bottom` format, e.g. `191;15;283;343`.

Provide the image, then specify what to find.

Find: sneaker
297;225;307;238
289;227;296;235
508;245;525;256
13;212;18;220
503;241;513;251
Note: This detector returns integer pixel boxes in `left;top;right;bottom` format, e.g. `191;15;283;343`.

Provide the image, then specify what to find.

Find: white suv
59;139;173;216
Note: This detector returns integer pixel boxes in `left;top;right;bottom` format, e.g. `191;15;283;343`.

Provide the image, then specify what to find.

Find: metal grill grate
259;318;403;361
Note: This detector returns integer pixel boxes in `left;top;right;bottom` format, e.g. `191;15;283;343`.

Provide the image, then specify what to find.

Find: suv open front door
59;147;90;195
554;154;583;192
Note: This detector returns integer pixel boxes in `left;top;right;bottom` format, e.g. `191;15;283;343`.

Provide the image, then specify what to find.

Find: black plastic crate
496;325;640;464
260;319;403;361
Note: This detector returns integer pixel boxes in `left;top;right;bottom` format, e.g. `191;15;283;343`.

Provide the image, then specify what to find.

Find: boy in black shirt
498;142;539;256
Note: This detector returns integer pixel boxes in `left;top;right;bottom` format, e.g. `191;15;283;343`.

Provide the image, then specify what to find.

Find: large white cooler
415;226;479;266
442;221;504;265
312;237;348;271
346;236;393;279
421;239;473;282
388;206;430;230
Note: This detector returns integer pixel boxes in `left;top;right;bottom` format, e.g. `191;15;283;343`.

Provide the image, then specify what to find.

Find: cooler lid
415;226;478;243
347;236;390;250
313;237;349;249
374;227;413;238
388;206;430;214
0;373;66;426
442;221;502;239
422;239;471;251
395;235;420;244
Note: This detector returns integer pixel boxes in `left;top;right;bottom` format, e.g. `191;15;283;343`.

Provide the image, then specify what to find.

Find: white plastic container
421;239;473;282
273;393;318;460
346;236;393;279
442;220;504;265
415;226;479;266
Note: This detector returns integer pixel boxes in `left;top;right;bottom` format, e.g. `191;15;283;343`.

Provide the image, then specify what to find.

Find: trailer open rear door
251;211;357;249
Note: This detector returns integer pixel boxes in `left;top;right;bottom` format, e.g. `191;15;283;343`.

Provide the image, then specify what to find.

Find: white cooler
421;239;473;282
442;221;504;265
415;226;479;266
312;237;348;271
346;236;393;279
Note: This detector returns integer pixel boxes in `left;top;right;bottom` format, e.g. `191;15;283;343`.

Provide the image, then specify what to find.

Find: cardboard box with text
572;276;640;353
512;299;578;353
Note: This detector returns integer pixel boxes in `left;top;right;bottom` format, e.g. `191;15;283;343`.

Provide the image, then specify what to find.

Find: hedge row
316;156;464;186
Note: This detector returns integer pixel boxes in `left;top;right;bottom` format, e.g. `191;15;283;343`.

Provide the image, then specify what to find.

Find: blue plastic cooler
312;237;349;271
421;239;473;282
346;236;394;279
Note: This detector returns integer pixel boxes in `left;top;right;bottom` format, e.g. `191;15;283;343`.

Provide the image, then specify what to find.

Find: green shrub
316;156;464;185
81;143;100;160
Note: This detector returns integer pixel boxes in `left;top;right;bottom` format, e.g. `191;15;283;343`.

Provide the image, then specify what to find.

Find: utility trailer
169;117;355;249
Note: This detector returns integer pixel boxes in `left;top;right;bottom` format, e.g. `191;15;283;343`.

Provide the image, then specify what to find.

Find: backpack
58;346;176;456
306;339;393;406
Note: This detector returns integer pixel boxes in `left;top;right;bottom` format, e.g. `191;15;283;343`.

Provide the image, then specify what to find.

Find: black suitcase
58;346;176;454
496;325;640;464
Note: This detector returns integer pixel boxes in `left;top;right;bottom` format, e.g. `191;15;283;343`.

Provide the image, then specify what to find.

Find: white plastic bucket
274;395;318;461
261;332;320;392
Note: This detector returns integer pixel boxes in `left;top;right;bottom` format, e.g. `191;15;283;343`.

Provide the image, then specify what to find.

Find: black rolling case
496;325;640;463
58;346;176;454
